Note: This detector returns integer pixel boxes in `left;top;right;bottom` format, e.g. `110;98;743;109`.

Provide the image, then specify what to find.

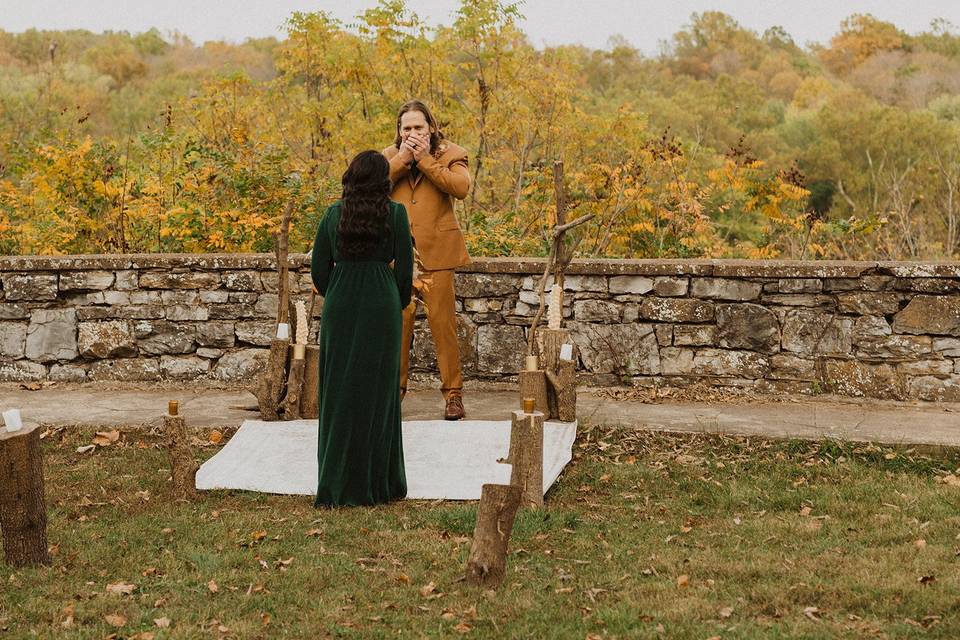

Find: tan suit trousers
400;268;463;400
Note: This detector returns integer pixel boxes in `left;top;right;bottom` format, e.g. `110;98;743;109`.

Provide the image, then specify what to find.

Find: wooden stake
518;369;549;416
464;483;522;589
507;408;544;508
0;423;50;567
163;402;198;500
301;345;320;419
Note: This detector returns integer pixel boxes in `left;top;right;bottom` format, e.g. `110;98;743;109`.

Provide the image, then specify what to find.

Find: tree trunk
256;338;290;420
536;328;574;419
0;423;50;567
507;409;544;508
301;345;320;419
282;353;305;420
518;370;549;417
163;412;198;500
464;483;521;589
546;359;577;422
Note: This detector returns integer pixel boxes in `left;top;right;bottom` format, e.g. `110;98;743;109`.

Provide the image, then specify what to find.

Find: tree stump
256;338;290;420
163;404;198;500
0;423;50;567
300;345;320;419
282;351;306;420
518;370;549;416
464;483;522;589
546;359;577;422
507;409;544;508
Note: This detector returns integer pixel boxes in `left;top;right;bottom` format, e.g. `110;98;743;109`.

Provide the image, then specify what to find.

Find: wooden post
256;338;289;420
0;423;50;567
301;345;320;419
507;406;544;508
464;483;521;589
518;370;549;416
163;401;198;500
546;359;576;422
282;348;306;420
536;328;575;419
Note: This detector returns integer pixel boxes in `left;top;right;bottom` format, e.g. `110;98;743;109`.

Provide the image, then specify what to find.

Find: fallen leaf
261;612;272;626
19;381;41;390
104;613;127;627
154;617;171;628
208;430;223;444
76;444;96;454
803;606;821;620
275;557;294;571
305;528;323;537
453;622;472;633
106;582;136;596
61;603;75;627
208;579;219;594
719;606;734;618
919;575;936;585
94;430;120;446
914;539;927;549
676;574;689;588
440;609;457;621
396;573;410;584
420;582;438;597
799;506;812;517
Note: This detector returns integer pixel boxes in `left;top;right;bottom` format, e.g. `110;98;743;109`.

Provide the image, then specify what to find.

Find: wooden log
300;345;320;419
0;423;50;567
163;403;198;500
281;350;306;420
507;409;544;508
518;370;548;416
255;338;290;420
551;359;577;422
536;328;571;418
464;483;522;589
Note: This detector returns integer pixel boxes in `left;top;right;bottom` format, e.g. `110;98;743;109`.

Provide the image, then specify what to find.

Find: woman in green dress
311;150;413;507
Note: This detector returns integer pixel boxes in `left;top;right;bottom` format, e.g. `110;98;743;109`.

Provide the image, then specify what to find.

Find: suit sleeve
416;152;471;200
387;149;410;184
310;207;335;296
392;204;414;309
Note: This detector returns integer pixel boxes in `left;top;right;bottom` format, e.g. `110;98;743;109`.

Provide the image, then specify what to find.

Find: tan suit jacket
382;141;471;271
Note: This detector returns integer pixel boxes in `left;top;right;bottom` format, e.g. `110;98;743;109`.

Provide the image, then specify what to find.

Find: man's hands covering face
400;131;430;164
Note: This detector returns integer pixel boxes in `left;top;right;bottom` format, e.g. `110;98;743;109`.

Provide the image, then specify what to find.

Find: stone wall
2;254;960;401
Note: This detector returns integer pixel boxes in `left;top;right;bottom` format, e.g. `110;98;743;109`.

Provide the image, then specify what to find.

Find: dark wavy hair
337;151;391;260
393;99;444;155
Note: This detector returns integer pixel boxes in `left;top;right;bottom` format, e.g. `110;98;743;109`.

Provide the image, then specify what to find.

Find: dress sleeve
392;203;414;308
310;206;335;296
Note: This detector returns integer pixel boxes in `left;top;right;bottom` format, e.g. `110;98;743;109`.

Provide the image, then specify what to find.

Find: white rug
195;419;578;500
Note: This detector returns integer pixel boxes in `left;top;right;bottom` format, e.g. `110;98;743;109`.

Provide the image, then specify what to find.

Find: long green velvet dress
310;200;413;507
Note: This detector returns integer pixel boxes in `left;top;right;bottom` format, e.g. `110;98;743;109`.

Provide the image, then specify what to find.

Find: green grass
2;423;960;639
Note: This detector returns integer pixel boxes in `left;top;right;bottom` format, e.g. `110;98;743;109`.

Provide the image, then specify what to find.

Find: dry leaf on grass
94;430;120;446
105;582;136;596
154;617;171;628
676;574;689;588
208;430;224;444
207;579;219;594
104;613;127;627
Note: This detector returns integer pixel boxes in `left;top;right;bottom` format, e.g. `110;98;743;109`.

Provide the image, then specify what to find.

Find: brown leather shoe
444;396;465;421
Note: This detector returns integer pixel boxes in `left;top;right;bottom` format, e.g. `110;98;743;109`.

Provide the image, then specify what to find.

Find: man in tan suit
383;100;470;420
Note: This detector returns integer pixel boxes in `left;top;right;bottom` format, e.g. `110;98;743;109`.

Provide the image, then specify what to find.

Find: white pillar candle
525;355;539;371
3;408;22;432
276;323;290;340
559;343;574;361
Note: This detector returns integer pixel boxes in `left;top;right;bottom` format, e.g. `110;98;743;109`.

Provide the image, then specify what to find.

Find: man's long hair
393;99;444;154
337;150;391;260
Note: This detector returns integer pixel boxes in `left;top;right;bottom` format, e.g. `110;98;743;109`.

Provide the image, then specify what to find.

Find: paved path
1;383;958;447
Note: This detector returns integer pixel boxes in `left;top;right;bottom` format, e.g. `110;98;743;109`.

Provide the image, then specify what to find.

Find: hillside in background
2;1;960;260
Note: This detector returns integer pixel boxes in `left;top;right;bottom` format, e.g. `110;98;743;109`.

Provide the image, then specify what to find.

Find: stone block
477;324;525;374
690;278;761;301
573;300;621;323
213;348;269;380
235;320;275;346
836;292;901;315
0;360;47;381
716;304;780;353
568;322;660;375
25;309;78;362
781;310;852;357
139;271;220;289
639;298;714;323
673;325;716;346
160;355;211;380
78;320;137;358
893;296;960;336
609;276;654;295
59;271;114;291
653;277;688;297
89;358;160;381
0;322;27;358
3;273;58;301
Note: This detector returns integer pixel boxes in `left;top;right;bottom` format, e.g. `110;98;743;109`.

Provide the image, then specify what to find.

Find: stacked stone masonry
2;254;960;401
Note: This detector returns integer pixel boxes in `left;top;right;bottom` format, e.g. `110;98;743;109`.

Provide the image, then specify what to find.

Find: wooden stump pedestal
0;423;50;567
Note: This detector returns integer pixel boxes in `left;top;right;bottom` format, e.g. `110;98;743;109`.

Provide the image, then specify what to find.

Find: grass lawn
2;422;959;639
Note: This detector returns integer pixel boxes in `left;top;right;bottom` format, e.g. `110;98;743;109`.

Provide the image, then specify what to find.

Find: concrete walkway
2;382;959;447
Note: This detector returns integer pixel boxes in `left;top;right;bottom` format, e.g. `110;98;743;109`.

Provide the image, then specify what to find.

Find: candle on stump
525;354;538;371
276;323;290;340
559;343;574;361
3;408;22;432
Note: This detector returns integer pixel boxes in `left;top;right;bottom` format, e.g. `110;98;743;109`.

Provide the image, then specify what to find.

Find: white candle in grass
3;408;22;432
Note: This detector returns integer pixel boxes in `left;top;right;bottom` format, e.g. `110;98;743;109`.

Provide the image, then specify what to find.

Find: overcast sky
1;1;958;53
